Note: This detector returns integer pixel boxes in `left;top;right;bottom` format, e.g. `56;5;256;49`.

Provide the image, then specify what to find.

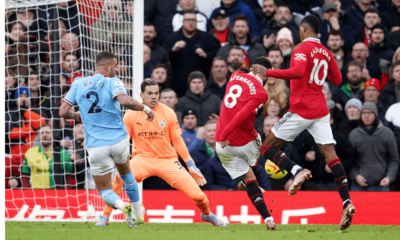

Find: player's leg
242;168;278;230
261;113;312;195
308;114;355;230
87;145;136;228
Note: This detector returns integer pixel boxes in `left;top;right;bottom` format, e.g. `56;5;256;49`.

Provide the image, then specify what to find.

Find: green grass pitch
6;222;400;240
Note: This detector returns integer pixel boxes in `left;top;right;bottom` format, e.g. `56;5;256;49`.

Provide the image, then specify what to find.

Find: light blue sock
99;189;124;210
120;171;141;215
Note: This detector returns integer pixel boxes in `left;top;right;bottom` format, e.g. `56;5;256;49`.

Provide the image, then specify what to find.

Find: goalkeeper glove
185;158;207;186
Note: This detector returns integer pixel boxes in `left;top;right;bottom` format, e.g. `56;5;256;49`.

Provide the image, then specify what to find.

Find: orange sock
103;174;124;218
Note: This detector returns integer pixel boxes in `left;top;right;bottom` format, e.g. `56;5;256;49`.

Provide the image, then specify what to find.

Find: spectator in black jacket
144;22;172;83
381;0;400;37
257;3;300;52
226;46;244;78
345;0;373;31
190;120;217;172
56;1;85;37
338;98;362;138
151;64;168;91
143;44;154;78
27;71;51;120
209;10;231;46
381;61;400;108
366;24;395;81
257;0;277;31
320;2;354;52
327;30;349;89
162;11;220;97
176;71;221;126
207;57;229;100
299;113;355;190
217;15;266;69
354;8;381;47
351;42;372;81
159;88;182;126
159;0;210;42
145;0;179;41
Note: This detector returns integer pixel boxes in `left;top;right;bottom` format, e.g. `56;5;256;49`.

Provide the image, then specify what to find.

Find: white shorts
272;112;336;145
86;136;130;176
216;134;261;179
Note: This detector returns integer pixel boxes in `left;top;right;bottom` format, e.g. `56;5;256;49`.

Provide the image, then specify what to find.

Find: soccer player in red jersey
215;57;278;230
251;15;355;230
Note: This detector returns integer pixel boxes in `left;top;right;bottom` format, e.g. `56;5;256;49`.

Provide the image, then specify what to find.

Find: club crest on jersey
159;120;166;128
294;53;306;61
115;81;124;86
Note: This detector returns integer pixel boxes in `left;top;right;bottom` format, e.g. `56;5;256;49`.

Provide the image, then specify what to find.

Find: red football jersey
215;72;269;146
266;38;342;119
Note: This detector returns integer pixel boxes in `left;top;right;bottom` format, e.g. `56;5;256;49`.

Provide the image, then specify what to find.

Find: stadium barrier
6;190;400;225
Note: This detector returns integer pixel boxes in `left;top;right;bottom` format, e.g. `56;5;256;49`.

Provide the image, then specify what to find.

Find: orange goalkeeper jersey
124;102;191;160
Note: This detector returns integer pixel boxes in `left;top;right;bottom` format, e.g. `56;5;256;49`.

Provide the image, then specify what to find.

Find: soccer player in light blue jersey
59;52;155;228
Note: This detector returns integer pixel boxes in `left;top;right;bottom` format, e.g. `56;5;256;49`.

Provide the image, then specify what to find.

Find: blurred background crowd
5;0;400;192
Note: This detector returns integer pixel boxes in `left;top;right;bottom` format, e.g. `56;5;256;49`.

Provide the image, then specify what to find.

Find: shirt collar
303;37;321;43
248;73;264;86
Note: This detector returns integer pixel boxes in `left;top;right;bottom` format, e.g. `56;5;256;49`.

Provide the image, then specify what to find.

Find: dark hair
347;60;363;71
96;51;117;65
160;88;177;97
267;47;283;57
63;52;78;61
300;15;321;34
277;3;292;14
327;29;343;40
253;57;272;69
144;21;157;31
140;78;159;93
233;14;249;27
391;61;400;73
151;63;167;74
365;8;380;16
212;56;227;66
183;10;197;16
229;45;244;56
187;71;206;85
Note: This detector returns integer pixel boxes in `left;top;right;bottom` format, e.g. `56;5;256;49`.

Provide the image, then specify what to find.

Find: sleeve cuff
62;98;73;106
113;92;126;99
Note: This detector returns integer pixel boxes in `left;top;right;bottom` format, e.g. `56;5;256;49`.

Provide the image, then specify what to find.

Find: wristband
185;158;195;168
143;105;151;114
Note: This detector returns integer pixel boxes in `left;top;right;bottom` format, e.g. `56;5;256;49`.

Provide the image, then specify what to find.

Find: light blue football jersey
63;74;128;148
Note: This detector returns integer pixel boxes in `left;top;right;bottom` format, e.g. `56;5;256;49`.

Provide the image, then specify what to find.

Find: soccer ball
265;160;288;179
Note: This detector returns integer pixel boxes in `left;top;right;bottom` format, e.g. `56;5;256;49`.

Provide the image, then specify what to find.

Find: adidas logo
342;179;348;184
254;197;263;204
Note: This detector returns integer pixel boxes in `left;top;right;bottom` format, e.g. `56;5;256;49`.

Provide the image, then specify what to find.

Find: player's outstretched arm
59;102;82;122
116;93;155;121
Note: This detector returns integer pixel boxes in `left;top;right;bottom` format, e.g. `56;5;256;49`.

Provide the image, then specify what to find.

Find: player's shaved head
253;57;272;69
300;15;320;34
96;51;118;65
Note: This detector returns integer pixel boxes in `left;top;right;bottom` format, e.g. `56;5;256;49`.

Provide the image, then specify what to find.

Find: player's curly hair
300;15;321;34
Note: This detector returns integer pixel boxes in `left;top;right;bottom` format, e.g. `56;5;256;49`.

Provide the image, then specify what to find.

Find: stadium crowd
5;0;400;192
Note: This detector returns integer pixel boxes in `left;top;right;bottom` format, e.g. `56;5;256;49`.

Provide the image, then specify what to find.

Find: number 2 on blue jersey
86;91;102;114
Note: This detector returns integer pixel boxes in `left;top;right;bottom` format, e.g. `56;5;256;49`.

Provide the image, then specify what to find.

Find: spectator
124;0;134;22
162;11;220;97
27;71;51;120
56;1;85;37
299;113;355;190
254;96;286;133
62;53;82;84
180;108;200;150
350;42;372;81
338;98;362;138
275;27;293;69
21;124;74;189
226;46;244;78
366;24;394;86
385;102;400;155
72;123;86;189
91;0;133;54
267;47;284;70
210;0;259;35
207;57;229;100
264;76;289;105
143;22;172;82
143;44;155;78
354;8;381;47
333;61;365;111
381;0;400;37
364;78;386;122
216;15;266;69
159;0;210;42
190;120;217;172
345;0;374;31
323;82;345;128
60;32;80;61
159;88;182;125
151;64;168;91
327;30;349;75
117;59;132;90
5;24;29;78
349;102;399;191
258;0;277;31
240;0;266;27
209;9;231;46
176;71;221;126
257;3;300;52
393;47;400;63
381;61;400;108
145;0;179;39
5;71;17;113
320;2;354;52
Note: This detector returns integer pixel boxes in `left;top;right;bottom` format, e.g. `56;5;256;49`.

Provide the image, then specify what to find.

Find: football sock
99;189;124;210
245;180;271;219
120;171;142;216
261;145;301;175
327;158;351;209
103;175;124;218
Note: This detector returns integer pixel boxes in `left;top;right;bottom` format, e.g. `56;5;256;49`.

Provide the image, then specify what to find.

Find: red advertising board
5;190;400;225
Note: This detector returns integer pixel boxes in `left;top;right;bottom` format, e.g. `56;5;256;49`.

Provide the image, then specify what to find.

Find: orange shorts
130;154;192;188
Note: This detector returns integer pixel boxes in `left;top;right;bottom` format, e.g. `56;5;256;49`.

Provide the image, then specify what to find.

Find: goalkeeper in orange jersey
96;78;226;227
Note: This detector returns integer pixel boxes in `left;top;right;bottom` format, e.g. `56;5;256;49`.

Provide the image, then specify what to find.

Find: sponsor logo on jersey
138;131;166;140
159;120;166;128
294;53;307;61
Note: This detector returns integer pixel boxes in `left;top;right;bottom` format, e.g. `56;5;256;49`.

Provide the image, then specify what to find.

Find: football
265;160;288;179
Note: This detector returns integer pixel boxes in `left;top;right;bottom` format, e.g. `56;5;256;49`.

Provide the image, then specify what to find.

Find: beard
330;45;341;53
348;77;362;86
228;61;241;70
277;20;288;26
144;36;153;44
41;140;52;148
215;23;229;32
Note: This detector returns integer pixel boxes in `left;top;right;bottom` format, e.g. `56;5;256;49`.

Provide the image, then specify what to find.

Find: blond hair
264;78;288;108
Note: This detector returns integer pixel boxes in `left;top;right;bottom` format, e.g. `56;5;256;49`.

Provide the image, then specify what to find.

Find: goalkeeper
96;78;226;227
